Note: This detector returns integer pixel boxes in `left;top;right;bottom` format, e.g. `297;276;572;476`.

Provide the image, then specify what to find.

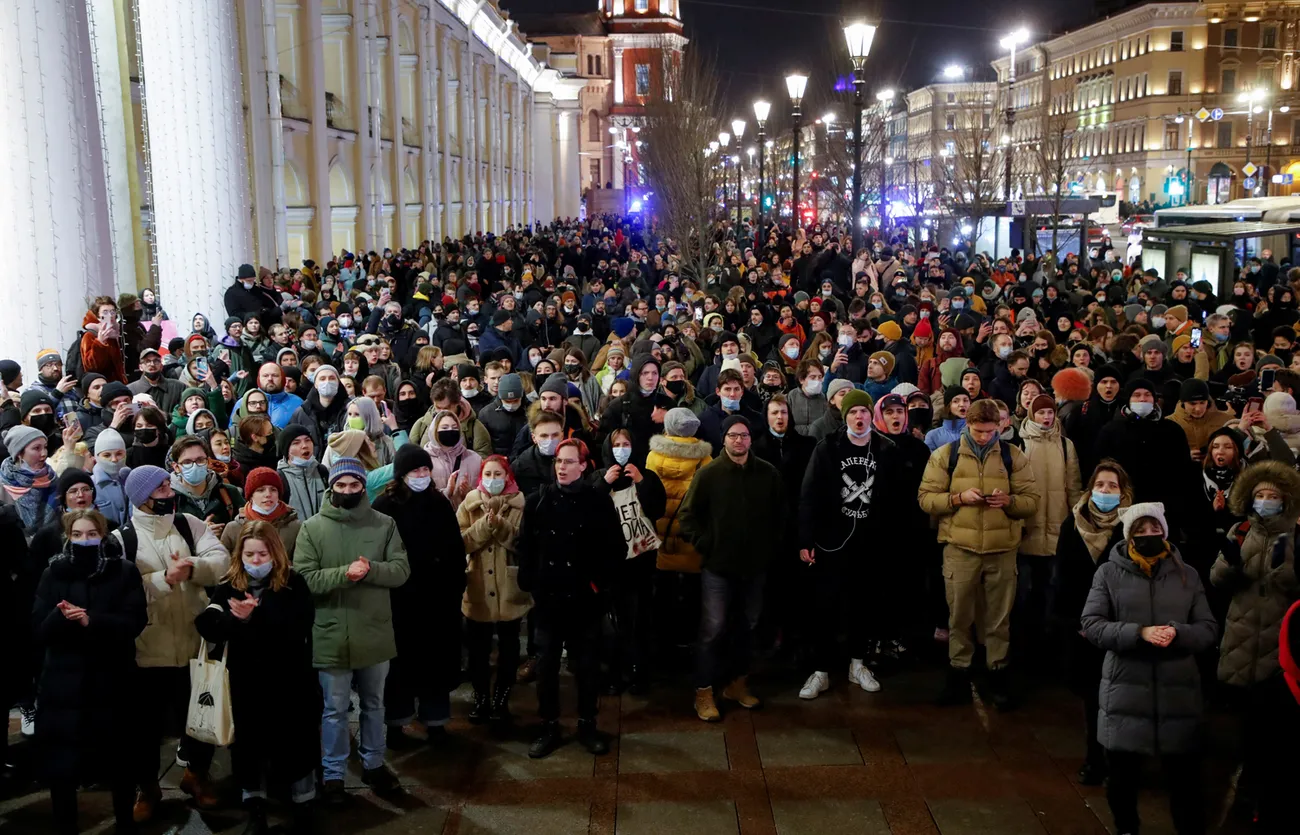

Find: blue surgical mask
1214;331;1229;342
78;537;102;547
612;446;632;465
538;437;560;456
291;455;315;468
483;477;505;495
1091;490;1121;512
721;397;740;411
1254;497;1283;517
180;462;208;485
1129;401;1154;418
243;560;273;580
997;346;1012;360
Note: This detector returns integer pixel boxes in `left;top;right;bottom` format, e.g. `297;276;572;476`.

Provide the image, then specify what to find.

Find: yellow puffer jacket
1017;417;1082;557
646;434;712;572
457;488;531;623
918;434;1040;555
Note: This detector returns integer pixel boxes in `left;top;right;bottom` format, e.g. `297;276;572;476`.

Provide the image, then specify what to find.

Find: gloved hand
1220;535;1242;566
1271;535;1289;570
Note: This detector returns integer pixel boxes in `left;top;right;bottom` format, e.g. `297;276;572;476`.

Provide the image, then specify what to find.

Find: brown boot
721;676;761;709
694;687;720;722
132;781;162;823
517;657;538;684
179;768;220;809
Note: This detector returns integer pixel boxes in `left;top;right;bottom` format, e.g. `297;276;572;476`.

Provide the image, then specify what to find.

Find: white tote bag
611;484;663;560
186;638;235;746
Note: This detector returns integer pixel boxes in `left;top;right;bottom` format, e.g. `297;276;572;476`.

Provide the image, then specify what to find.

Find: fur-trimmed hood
1229;459;1300;519
649;433;712;459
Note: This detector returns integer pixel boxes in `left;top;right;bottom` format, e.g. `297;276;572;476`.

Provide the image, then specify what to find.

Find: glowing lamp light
785;73;809;105
753;99;771;123
630;199;643;212
943;65;965;79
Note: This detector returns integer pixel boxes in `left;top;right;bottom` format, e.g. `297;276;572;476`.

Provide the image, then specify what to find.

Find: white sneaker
19;706;35;737
850;660;881;692
799;671;830;700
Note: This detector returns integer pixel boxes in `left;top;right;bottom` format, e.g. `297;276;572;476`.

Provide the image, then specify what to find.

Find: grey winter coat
1081;542;1218;755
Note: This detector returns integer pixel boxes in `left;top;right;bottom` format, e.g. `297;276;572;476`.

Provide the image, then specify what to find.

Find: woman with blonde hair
196;520;318;833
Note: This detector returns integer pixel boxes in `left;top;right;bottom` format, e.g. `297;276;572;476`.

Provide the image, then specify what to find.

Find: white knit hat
1120;501;1168;541
94;427;126;455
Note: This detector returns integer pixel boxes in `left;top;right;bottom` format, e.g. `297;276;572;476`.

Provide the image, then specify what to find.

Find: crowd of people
1;215;1299;835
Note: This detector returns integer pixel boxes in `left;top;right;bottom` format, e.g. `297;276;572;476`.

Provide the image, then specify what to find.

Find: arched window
588;110;601;143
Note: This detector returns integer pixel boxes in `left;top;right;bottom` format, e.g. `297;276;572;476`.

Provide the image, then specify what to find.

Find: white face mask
405;474;432;493
253;499;280;515
316;379;339;398
97;458;123;476
612;446;632;465
483;476;505;495
783;344;800;359
538;437;560;456
802;378;822;397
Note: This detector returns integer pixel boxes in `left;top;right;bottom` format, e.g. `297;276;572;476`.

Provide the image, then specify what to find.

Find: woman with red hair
457;455;530;726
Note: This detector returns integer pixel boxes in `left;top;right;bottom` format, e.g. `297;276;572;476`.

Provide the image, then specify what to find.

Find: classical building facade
2;0;583;365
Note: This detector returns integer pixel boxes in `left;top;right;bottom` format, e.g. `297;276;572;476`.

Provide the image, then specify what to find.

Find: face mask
501;400;520;413
301;339;317;350
76;537;102;548
253;499;280;516
316;380;339;398
822;289;833;297
1132;534;1165;558
241;560;273;581
721;397;740;411
1129;401;1154;417
1092;490;1121;512
462;384;479;397
290;454;316;469
337;316;351;328
1214;331;1229;342
180;462;208;485
997;346;1012;360
329;490;364;509
710;323;724;333
1151;317;1166;329
837;335;854;349
612;446;632;465
437;429;461;447
405;474;432;493
29;413;57;435
149;496;176;515
346;416;366;431
527;390;540;403
1254;497;1283;517
847;425;870;439
783;344;800;359
242;280;255;290
538;437;560;456
1251;265;1261;274
564;363;582;377
665;380;687;397
97;458;122;476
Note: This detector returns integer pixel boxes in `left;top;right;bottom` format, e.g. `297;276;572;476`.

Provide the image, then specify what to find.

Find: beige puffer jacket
918;434;1040;555
457;488;531;622
1017;417;1082;557
1212;460;1300;688
113;510;231;668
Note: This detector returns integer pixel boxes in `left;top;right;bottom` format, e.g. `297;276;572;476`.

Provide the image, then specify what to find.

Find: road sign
1196;107;1211;122
1244;176;1258;189
1243;162;1258;177
1274;173;1295;185
1211;107;1225;121
1010;200;1026;215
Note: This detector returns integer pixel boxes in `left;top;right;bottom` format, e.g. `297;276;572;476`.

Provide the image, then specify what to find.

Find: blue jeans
319;662;389;782
695;570;765;689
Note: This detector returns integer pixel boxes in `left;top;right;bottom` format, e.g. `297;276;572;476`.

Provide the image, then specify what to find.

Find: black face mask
1132;534;1165;558
135;427;159;445
436;429;461;447
665;379;687;398
148;496;176;515
29;413;57;435
396;398;422;419
330;490;364;510
71;543;100;572
564;363;582;377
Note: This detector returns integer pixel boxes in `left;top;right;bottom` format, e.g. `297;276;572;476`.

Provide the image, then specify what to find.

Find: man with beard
256;362;304;428
27;350;80;419
129;348;185;417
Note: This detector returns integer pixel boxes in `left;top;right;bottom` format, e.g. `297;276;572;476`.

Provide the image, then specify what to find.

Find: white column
240;0;289;269
386;0;403;248
418;7;436;241
351;0;373;249
0;0;119;363
137;0;252;327
87;0;137;291
531;95;556;224
305;0;331;258
612;45;624;104
437;25;451;238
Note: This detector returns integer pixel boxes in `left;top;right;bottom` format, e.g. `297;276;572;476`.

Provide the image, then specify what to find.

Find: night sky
507;0;1096;128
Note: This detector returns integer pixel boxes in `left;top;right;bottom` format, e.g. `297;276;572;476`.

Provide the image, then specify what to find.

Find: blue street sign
1244;176;1257;189
1211;107;1224;121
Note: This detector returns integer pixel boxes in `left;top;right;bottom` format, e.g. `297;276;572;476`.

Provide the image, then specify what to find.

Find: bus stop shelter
1140;221;1300;296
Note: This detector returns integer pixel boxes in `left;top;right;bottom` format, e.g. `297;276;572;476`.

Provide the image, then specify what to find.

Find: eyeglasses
724;433;751;441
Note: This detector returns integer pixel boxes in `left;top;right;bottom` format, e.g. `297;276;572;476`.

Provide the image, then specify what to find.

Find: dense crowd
1;215;1299;835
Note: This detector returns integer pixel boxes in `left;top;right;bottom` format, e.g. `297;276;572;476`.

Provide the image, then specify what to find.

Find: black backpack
64;330;87;382
117;513;199;563
947;438;1015;479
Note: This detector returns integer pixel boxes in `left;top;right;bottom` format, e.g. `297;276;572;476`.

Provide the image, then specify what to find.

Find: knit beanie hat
244;467;285;499
0;360;21;386
911;318;933;340
890;382;921;399
540;372;570;397
124;465;170;508
277;423;313;460
869;351;896;378
1029;394;1055;415
826;378;855;401
877;320;903;341
100;381;132;406
664;407;701;438
94;428;126;456
720;414;752;437
36;349;61;371
1121;501;1168;541
328;457;368;486
393;444;433;482
1051;367;1093;403
1179;378;1211;403
1095;364;1123;385
1166;304;1189;322
498;373;524;401
840;388;874;418
944;385;969;407
1138;334;1169;358
4;425;44;460
57;468;94;506
19;390;55;419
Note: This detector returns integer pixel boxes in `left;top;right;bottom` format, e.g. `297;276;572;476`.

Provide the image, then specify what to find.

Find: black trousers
137;666;214;784
466;618;522;696
51;779;136;835
386;606;462;725
534;600;603;722
811;559;876;673
1239;678;1300;832
609;554;655;678
1082;686;1105;769
1105;750;1204;835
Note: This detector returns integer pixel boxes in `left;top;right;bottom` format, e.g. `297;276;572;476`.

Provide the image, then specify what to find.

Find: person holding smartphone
78;297;127;384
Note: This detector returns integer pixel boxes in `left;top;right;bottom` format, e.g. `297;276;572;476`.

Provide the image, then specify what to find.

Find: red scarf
246;501;291;523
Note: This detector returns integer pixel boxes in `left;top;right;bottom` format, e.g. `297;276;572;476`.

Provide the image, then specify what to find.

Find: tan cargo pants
942;545;1018;671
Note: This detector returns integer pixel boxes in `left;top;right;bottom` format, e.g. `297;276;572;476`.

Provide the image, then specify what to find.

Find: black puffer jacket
517;480;625;610
1081;542;1218;755
478;398;528;457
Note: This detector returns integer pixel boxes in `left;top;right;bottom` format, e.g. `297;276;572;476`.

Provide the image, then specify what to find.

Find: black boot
981;668;1017;712
528;721;562;759
1077;760;1106;786
576;719;609;755
241;798;271;835
286;800;318;834
490;687;514;723
468;691;491;725
936;666;973;706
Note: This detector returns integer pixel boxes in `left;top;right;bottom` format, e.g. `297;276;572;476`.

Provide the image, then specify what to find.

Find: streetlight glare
719;131;731;147
876;89;895;102
823;112;836;125
732;118;747;138
752;99;771;122
1000;28;1029;49
942;64;965;79
785;73;808;103
843;22;878;61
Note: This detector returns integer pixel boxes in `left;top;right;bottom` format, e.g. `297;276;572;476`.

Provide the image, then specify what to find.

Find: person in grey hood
277;423;329;521
1081;501;1217;835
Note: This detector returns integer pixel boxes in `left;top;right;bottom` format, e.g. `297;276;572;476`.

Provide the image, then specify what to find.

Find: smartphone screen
1261;367;1276;391
1190;328;1202;349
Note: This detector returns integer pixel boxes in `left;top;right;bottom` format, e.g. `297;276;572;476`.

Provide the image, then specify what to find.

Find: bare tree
800;88;891;233
637;41;726;283
1031;110;1076;277
932;90;1019;250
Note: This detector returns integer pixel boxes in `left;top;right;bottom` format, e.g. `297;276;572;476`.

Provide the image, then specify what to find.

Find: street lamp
843;21;877;248
943;64;966;79
753;99;771;226
876;88;894;233
1000;27;1029;206
732;119;747;232
786;72;809;223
